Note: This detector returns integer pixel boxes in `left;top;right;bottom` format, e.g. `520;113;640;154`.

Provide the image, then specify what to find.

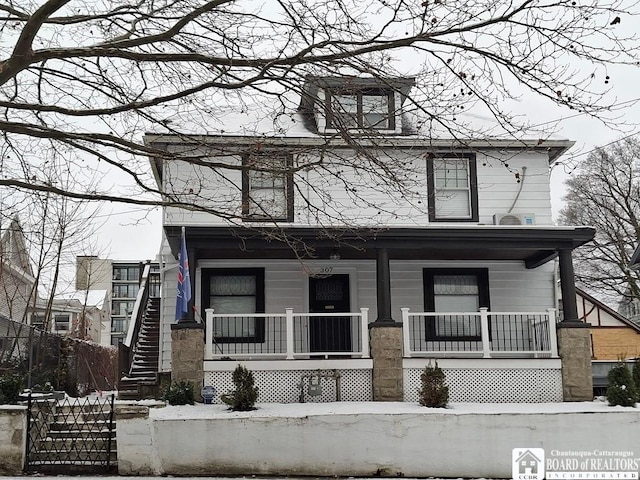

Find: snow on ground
150;398;638;420
0;477;489;480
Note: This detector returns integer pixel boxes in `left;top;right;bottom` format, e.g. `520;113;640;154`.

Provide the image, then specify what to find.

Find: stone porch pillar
171;322;204;401
370;247;404;401
557;249;593;401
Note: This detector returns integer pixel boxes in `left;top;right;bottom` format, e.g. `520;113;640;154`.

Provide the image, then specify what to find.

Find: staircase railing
118;263;158;382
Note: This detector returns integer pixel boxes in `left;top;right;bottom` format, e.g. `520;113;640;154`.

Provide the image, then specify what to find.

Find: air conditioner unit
493;213;536;225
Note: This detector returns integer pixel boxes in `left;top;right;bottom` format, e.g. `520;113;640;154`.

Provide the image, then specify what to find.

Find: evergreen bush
607;362;637;407
418;361;449;408
0;373;23;405
632;359;640;402
221;364;259;411
162;380;195;405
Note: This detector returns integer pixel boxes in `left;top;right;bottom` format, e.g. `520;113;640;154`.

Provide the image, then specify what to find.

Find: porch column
556;248;593;401
375;247;393;323
370;247;403;401
171;322;204;402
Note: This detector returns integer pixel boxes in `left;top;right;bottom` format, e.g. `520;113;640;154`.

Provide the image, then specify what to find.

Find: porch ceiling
166;226;595;269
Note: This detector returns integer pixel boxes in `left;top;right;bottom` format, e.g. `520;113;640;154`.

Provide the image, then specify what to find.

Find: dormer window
326;88;395;130
299;76;414;135
326;89;395;130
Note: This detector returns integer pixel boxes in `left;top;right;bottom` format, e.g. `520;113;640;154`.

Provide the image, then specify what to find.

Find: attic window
326;89;395;130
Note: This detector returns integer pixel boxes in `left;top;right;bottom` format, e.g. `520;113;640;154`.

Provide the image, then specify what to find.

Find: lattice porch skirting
204;358;563;404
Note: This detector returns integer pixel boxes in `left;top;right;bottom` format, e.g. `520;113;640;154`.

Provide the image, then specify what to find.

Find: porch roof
166;225;595;269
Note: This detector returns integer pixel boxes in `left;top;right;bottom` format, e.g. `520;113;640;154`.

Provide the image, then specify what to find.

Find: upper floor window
326;89;395;130
113;283;139;298
427;154;478;222
113;266;140;281
242;153;293;222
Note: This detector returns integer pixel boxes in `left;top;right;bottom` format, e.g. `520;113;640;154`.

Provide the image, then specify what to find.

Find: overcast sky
92;17;640;263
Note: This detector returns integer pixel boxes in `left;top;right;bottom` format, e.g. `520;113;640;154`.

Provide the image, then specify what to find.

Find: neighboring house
143;75;595;403
0;315;31;366
0;219;109;346
75;256;160;346
574;287;640;360
616;243;640;325
29;291;109;342
573;286;640;395
0;217;37;324
631;243;640;270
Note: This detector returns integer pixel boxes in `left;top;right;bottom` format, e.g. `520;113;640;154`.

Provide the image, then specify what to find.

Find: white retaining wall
116;402;640;477
0;405;26;475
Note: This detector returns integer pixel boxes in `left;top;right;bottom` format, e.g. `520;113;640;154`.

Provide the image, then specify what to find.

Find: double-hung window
202;268;265;343
423;269;490;341
427;154;478;221
54;314;70;332
242;153;293;221
327;89;395;130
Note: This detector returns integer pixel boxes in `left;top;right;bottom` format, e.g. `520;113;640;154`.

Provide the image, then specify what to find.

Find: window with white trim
243;153;293;221
427;154;478;221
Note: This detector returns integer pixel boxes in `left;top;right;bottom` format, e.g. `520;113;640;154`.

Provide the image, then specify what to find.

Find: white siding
159;258;554;370
476;151;552;225
161;148;553;228
577;294;627;327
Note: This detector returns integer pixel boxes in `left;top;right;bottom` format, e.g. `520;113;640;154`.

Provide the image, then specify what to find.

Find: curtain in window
433;158;471;217
210;275;257;337
433;274;480;337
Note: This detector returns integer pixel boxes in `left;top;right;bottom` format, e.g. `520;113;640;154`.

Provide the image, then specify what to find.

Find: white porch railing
204;308;369;360
401;307;558;358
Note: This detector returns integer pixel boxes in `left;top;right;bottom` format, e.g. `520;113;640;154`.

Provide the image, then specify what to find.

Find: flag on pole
175;227;192;322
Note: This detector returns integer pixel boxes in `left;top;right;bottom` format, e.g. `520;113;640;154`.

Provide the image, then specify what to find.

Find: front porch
163;225;595;403
200;307;562;403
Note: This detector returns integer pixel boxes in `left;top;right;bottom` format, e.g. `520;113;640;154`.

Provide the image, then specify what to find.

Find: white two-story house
143;76;594;403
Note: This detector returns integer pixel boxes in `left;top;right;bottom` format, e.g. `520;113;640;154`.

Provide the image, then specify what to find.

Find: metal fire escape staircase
118;264;162;400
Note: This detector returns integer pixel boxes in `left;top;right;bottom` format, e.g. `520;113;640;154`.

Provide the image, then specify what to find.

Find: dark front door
309;274;352;352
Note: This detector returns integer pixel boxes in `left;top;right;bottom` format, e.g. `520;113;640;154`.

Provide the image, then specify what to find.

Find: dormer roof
298;75;416;135
299;75;415;111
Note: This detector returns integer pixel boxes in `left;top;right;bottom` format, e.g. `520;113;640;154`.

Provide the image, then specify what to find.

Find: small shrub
162;380;195;405
0;373;23;405
221;364;258;411
607;362;637;407
418;361;449;408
